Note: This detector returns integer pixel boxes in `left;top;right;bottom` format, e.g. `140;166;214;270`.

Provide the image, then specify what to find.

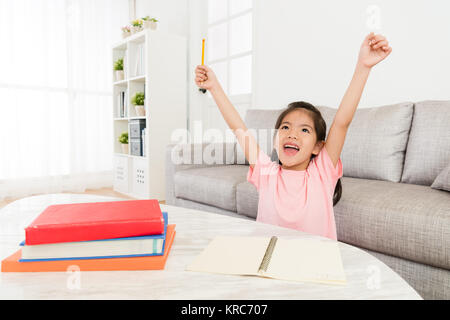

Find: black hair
272;101;342;206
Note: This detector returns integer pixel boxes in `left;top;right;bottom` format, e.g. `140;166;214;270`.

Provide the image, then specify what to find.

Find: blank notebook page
266;238;346;284
186;236;271;275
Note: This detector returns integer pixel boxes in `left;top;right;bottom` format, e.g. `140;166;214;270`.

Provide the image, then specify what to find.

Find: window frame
206;1;254;104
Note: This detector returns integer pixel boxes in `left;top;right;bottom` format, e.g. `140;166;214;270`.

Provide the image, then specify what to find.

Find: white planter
144;21;157;30
131;26;142;34
115;70;124;82
135;105;145;116
122;32;131;39
121;143;129;154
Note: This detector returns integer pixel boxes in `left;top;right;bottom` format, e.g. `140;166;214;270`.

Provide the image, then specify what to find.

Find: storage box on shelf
112;30;186;200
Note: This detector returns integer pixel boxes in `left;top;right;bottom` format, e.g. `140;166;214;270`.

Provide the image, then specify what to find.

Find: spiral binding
258;236;278;273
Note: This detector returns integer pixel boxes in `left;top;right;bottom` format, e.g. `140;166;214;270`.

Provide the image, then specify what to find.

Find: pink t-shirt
247;147;343;240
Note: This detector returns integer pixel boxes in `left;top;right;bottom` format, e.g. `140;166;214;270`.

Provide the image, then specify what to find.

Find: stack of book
1;199;176;272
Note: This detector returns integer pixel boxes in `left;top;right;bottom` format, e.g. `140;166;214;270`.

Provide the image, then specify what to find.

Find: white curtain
0;0;129;200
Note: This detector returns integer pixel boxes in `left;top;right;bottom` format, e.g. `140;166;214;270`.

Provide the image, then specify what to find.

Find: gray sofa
166;100;450;300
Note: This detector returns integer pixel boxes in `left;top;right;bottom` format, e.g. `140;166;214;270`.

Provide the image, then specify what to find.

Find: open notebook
186;236;347;285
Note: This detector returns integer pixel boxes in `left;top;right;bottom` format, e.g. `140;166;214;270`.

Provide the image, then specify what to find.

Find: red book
25;200;164;245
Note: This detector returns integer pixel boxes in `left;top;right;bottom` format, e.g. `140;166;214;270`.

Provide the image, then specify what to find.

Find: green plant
131;92;145;106
119;132;128;144
114;58;123;71
131;19;143;27
142;16;158;22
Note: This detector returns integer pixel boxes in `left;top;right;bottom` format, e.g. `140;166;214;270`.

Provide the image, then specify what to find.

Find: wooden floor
0;188;165;210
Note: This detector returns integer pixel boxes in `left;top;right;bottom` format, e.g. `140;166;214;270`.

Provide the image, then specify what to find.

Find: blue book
19;212;168;262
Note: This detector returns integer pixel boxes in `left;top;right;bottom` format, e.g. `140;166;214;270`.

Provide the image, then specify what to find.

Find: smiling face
274;109;324;171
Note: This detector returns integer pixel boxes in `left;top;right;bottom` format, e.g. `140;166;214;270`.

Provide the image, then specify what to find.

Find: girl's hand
358;32;392;68
195;65;219;91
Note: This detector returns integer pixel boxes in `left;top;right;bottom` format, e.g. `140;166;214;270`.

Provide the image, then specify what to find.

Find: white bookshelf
112;29;186;200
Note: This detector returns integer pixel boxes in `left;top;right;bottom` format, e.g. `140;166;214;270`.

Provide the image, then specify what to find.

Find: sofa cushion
318;103;414;182
236;180;259;219
174;197;253;220
334;177;450;270
401;100;450;186
431;163;450;192
174;165;249;212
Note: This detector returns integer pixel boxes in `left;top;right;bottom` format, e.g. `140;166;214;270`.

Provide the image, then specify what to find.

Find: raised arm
195;65;260;168
325;33;392;168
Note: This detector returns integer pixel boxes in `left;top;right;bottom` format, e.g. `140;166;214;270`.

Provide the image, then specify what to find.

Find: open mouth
283;143;300;156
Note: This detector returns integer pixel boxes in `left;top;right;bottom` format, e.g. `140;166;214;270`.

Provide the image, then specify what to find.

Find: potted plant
114;58;124;81
119;132;129;154
121;25;131;38
131;19;143;34
143;16;158;30
131;92;145;116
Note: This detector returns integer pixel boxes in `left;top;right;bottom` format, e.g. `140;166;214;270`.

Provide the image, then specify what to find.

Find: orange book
1;225;176;272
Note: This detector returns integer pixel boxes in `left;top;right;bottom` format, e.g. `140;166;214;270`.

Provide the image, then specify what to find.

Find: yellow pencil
201;39;205;65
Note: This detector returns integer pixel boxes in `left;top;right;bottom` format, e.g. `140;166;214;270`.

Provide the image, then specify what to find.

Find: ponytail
333;179;342;207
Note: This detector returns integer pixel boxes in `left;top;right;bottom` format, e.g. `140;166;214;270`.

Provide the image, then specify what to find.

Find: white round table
0;194;422;300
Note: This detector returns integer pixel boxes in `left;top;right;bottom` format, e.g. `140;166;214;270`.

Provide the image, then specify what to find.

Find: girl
195;32;392;241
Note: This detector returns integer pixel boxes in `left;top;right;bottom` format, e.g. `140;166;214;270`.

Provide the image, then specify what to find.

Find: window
0;0;128;199
206;0;253;99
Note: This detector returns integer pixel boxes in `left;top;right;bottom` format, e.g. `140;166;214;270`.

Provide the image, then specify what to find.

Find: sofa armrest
165;142;236;205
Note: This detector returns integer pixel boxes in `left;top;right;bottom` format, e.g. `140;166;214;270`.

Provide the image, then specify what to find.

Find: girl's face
274;109;323;171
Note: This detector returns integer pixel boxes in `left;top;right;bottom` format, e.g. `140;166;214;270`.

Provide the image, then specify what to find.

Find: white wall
135;0;188;37
253;0;450;109
134;0;191;131
131;0;450;133
187;0;208;133
133;0;213;134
